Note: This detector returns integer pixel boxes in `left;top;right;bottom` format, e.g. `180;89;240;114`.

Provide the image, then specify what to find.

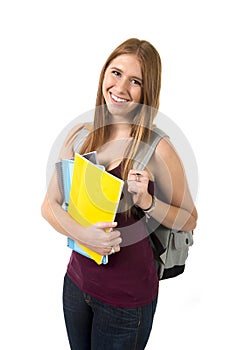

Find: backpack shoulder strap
72;123;169;170
73;122;93;153
133;127;169;170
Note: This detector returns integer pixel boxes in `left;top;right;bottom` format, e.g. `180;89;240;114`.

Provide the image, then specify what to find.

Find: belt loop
83;292;91;304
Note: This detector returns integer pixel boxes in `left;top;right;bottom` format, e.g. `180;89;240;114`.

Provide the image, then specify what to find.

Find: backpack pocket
165;230;193;269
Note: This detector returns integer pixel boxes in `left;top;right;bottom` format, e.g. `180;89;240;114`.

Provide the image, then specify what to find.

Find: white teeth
111;93;127;102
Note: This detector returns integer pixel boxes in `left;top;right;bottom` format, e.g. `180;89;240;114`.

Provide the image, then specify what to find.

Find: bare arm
128;138;198;232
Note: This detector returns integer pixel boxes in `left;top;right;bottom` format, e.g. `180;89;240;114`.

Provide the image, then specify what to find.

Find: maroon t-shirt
66;164;159;308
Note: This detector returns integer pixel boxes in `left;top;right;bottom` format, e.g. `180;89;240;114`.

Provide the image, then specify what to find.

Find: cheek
103;72;114;90
102;80;106;98
102;76;110;99
132;88;143;103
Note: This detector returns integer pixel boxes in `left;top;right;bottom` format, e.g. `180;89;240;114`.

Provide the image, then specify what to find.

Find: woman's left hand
127;169;153;210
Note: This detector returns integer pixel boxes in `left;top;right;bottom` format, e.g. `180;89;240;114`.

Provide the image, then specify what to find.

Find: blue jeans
63;273;158;350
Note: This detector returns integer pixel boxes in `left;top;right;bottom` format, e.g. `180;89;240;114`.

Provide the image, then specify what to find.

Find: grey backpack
132;127;194;280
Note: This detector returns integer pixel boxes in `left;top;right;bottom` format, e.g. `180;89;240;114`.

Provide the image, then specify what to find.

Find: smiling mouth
110;92;129;103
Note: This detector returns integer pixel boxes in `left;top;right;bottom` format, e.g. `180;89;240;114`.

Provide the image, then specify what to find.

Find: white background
1;0;244;349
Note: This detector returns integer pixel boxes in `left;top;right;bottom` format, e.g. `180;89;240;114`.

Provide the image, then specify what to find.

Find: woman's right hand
80;222;122;256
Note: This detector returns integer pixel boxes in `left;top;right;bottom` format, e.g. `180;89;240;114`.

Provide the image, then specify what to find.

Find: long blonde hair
80;38;162;181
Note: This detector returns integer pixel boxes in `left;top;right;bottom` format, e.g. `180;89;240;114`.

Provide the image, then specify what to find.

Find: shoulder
155;137;177;160
148;126;177;161
58;122;92;159
63;122;92;147
151;135;184;175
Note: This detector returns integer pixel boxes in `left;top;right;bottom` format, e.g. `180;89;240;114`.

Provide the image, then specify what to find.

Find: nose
115;77;129;94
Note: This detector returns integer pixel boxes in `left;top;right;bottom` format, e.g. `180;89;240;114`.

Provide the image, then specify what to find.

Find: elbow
41;195;66;235
185;209;198;232
164;205;198;232
188;216;197;231
41;201;47;220
41;195;51;222
178;217;196;232
171;214;197;232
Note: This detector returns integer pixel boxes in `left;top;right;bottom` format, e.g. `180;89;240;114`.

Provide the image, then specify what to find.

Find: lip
109;92;130;104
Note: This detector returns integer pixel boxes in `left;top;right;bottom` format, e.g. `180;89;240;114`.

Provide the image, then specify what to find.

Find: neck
108;121;132;140
108;110;134;134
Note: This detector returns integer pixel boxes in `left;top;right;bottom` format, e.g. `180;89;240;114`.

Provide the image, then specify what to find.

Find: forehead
108;54;142;78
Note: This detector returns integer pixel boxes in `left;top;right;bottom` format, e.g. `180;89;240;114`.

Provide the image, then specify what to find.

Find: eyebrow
110;66;143;83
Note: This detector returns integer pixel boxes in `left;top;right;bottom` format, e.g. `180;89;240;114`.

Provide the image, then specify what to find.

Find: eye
112;70;121;77
130;78;142;87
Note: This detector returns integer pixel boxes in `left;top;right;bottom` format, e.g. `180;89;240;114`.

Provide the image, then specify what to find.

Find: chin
106;102;140;118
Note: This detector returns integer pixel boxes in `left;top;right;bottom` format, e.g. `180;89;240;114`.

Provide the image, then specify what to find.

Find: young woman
41;38;198;350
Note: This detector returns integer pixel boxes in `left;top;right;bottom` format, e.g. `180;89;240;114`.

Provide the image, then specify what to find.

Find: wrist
139;194;153;211
142;195;156;216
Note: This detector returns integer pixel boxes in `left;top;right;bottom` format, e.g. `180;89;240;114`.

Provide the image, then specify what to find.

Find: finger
113;245;121;253
109;236;122;246
107;244;121;255
128;170;141;181
95;222;118;229
128;169;148;177
128;172;142;182
107;247;115;255
127;182;138;194
127;181;146;194
129;169;143;175
128;172;149;183
106;230;122;245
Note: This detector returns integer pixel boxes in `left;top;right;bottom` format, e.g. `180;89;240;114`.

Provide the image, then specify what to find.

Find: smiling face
102;54;143;118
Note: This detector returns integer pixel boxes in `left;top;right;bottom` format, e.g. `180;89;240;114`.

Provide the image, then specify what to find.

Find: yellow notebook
68;153;124;264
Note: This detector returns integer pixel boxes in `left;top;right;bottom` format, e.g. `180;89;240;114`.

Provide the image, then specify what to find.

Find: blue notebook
61;159;74;211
